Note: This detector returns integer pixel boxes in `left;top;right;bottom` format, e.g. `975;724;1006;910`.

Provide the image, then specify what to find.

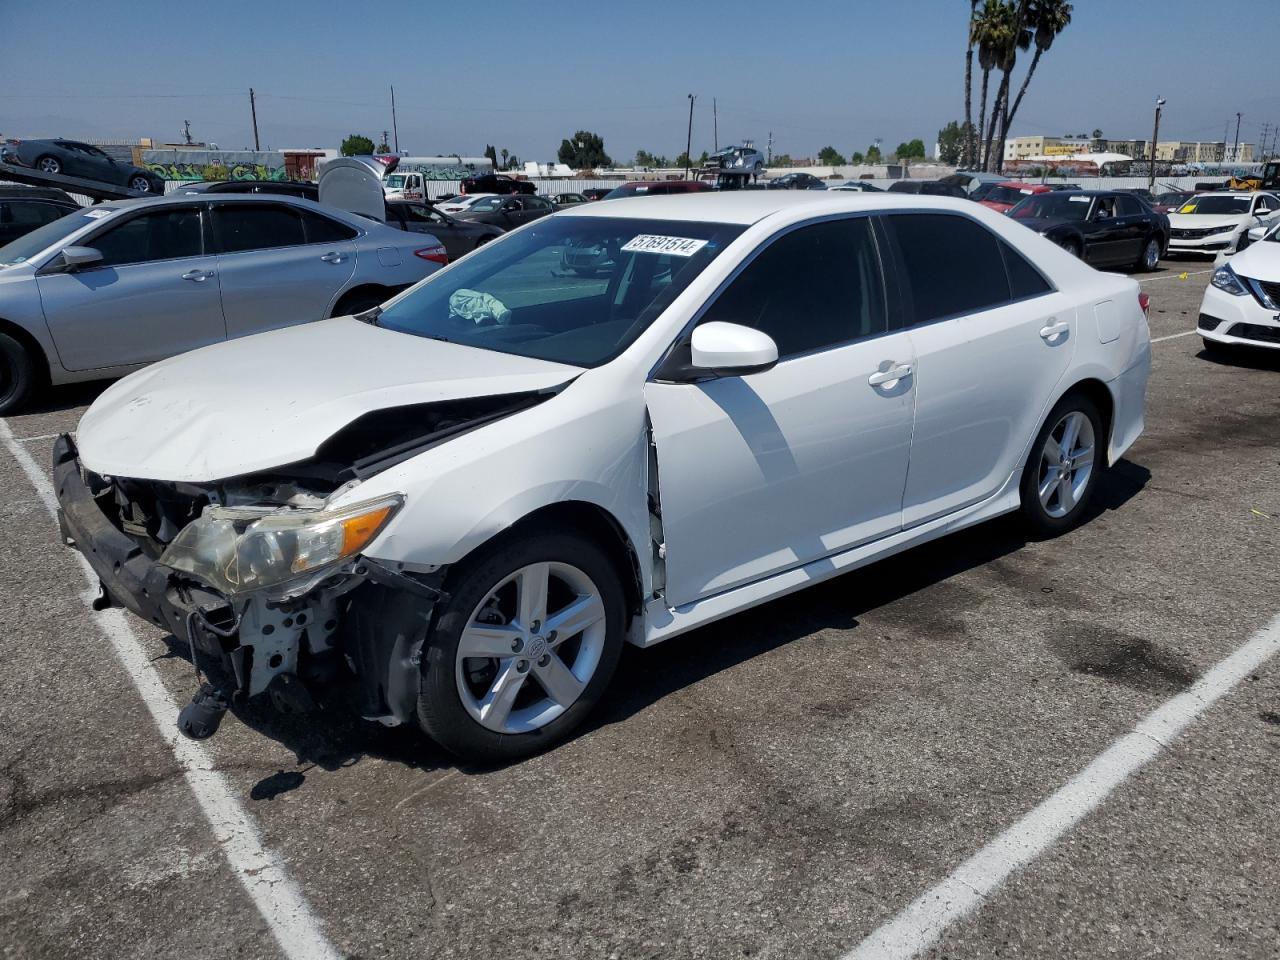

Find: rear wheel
35;155;61;175
1135;236;1161;272
417;529;625;763
331;288;386;317
0;331;37;414
1057;237;1082;259
1019;393;1104;537
128;175;153;193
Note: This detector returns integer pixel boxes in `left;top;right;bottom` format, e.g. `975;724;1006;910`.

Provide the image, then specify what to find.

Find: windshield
377;216;745;367
985;185;1036;205
1009;193;1092;221
969;182;998;201
1175;195;1251;215
602;184;651;199
0;207;97;266
384;175;408;190
469;197;504;211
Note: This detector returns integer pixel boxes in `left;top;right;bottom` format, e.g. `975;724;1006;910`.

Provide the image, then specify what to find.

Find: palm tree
1002;0;1073;164
972;0;1006;170
983;0;1031;171
963;0;979;168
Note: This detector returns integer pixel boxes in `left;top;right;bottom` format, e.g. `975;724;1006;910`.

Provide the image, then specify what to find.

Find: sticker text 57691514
620;235;709;257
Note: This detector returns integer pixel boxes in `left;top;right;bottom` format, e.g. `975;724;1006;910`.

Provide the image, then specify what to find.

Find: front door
882;212;1076;527
208;201;357;338
35;204;226;372
646;216;915;607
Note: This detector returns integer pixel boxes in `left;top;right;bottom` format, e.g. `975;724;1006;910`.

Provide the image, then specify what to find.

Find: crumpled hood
76;317;581;482
1229;239;1280;283
1167;214;1249;231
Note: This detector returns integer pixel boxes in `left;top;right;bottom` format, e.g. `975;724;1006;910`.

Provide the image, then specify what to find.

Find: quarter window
698;217;887;358
886;213;1013;323
1000;241;1053;300
211;203;306;253
298;209;358;243
90;207;203;267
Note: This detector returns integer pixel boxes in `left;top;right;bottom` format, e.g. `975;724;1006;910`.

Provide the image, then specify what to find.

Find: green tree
484;144;498;167
865;144;883;164
818;145;848;165
849;151;865;165
500;147;509;169
937;121;967;164
558;130;612;168
674;150;691;169
963;0;979;166
772;152;793;167
1001;0;1073;167
895;139;926;160
1091;128;1102;139
340;134;375;156
635;149;657;167
376;136;391;153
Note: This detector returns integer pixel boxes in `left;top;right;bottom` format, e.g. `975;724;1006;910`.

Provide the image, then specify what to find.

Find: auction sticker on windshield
621;235;709;257
83;209;115;219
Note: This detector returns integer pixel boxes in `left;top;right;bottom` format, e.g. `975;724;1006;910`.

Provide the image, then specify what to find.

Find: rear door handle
181;269;213;282
868;362;913;386
1039;320;1070;340
320;251;345;263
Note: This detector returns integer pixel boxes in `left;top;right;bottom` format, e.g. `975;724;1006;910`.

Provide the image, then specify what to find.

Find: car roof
79;192;329;214
559;190;1001;226
0;186;78;203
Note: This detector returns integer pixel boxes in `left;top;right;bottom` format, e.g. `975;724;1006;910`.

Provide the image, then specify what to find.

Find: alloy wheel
1143;239;1159;270
456;561;608;734
38;157;60;174
1037;411;1095;519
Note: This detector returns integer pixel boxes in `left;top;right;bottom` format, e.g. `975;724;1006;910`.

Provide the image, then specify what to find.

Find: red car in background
979;181;1054;214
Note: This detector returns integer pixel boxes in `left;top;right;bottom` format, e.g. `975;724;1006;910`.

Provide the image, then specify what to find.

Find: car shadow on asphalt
153;458;1150;781
1196;345;1280;372
24;379;113;415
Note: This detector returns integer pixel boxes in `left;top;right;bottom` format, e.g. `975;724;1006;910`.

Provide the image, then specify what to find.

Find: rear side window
1115;196;1144;216
1;200;69;228
1000;241;1052;300
698;217;887;358
886;213;1011;323
91;207;203;267
212;203;305;253
298;210;358;243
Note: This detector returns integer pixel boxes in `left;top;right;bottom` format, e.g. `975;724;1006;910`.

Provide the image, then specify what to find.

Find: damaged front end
53;389;555;741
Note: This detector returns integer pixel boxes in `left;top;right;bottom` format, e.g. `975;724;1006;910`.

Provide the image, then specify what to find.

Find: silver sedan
0;193;447;412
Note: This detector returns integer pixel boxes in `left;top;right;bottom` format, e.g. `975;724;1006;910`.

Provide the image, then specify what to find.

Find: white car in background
55;192;1149;762
1167;191;1280;258
436;193;498;214
1199;221;1280;353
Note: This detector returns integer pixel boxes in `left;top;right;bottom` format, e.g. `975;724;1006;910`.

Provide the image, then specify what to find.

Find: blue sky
2;0;1277;162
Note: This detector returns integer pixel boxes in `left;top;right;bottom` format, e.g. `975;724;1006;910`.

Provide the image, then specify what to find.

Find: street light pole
1232;111;1242;163
1148;97;1165;193
685;94;696;179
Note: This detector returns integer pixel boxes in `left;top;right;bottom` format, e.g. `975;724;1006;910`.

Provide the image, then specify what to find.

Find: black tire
1019;392;1105;538
474;235;492;250
128;175;153;193
417;528;626;763
1058;237;1082;259
0;331;37;414
331;289;386;317
1134;235;1161;272
35;155;61;175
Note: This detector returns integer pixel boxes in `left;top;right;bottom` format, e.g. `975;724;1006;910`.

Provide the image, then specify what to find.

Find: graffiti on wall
140;150;289;182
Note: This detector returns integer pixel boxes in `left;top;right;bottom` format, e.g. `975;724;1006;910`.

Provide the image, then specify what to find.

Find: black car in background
383;200;504;260
459;173;537;196
767;172;827;190
0;138;165;193
1007;190;1169;271
886;180;968;199
451;193;556;227
177;179;319;201
0;186;79;247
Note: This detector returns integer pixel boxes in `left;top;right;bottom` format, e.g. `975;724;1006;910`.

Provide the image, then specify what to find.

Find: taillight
414;244;448;265
1138;291;1150;318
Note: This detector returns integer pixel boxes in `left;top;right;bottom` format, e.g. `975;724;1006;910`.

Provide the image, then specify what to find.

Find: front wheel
1135;236;1161;272
1019;394;1104;537
418;530;625;763
0;331;37;414
128;175;153;193
36;155;61;175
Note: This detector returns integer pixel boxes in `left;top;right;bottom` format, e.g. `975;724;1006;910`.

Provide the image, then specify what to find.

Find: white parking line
14;432;60;443
841;611;1280;960
1152;330;1197;343
0;419;341;960
1140;268;1214;283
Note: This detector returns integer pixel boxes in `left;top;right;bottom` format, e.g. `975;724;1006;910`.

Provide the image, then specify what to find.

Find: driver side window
697;217;887;359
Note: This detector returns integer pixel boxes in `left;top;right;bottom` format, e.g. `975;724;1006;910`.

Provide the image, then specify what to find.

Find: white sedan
435;193;498;215
1199;221;1280;352
55;192;1151;761
1167;191;1280;258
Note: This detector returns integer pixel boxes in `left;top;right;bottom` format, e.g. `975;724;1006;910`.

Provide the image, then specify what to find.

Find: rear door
1085;195;1127;265
1113;195;1148;261
883;212;1073;527
209;201;357;338
35;204;226;371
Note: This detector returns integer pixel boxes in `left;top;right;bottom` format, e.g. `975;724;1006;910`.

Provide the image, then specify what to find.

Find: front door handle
868;362;913;386
181;269;213;282
1039;320;1070;340
320;251;345;263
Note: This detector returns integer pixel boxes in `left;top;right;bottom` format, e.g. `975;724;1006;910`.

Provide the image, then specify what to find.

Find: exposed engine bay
60;390;554;740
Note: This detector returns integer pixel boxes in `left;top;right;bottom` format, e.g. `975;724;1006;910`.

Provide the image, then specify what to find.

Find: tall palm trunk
985;71;1011;171
1004;45;1042;140
977;68;990;170
963;0;977;167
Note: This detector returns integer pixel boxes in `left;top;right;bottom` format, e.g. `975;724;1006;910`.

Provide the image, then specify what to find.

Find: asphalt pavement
3;260;1279;960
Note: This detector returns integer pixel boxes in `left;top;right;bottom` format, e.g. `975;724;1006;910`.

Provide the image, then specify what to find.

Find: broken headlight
159;494;403;596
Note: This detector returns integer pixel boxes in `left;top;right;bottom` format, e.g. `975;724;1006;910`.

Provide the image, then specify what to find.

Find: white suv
56;192;1150;762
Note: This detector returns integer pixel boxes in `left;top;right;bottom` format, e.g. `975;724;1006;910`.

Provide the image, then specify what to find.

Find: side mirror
1247;225;1266;242
690;322;778;376
61;246;104;270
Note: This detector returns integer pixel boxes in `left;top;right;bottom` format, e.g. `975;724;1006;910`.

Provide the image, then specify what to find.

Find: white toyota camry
55;191;1151;762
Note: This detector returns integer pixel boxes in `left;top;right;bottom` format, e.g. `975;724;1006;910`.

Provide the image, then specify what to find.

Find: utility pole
249;88;260;151
182;119;193;145
1232;112;1242;163
684;94;696;179
767;131;773;164
1260;122;1271;162
1148;97;1165;193
390;85;400;154
713;97;718;152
